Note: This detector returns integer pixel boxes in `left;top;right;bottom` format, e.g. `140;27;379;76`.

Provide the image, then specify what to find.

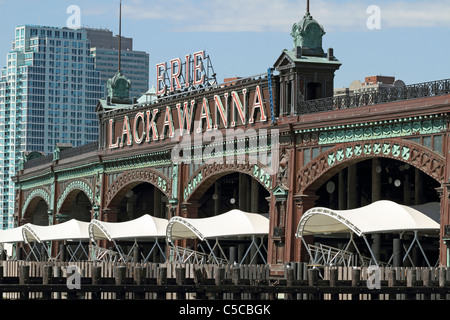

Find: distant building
0;25;104;229
334;75;406;96
86;28;149;100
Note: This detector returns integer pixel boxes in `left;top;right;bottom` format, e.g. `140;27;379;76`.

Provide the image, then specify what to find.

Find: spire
106;0;132;104
118;0;122;71
290;0;325;57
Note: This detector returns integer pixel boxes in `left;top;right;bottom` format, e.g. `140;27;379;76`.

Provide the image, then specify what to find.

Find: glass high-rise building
0;25;104;229
85;28;149;100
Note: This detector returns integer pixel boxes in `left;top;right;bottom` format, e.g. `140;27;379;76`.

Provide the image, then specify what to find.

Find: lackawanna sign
107;82;270;150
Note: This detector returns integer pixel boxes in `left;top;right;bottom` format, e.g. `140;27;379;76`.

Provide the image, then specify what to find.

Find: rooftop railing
22;141;98;170
296;78;450;115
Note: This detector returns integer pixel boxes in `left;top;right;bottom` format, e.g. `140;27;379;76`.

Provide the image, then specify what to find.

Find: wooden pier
0;261;449;301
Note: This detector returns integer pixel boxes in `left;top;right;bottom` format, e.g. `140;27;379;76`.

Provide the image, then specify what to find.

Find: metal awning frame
90;237;166;263
299;232;379;267
170;235;268;265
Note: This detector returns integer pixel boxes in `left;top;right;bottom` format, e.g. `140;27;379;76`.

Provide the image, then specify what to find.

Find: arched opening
60;190;92;222
179;172;270;265
22;196;49;226
314;158;440;209
31;199;49;226
21;197;49;261
303;157;441;267
196;172;270;218
102;182;169;263
114;182;168;221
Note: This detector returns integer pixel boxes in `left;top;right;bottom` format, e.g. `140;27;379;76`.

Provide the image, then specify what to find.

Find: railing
59;141;98;160
1;261;450;301
22;154;53;170
169;246;229;265
22;141;98;170
307;243;373;267
296;78;450;114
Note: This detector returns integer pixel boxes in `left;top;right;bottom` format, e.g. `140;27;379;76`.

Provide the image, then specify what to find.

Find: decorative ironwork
296;78;450;114
23;154;53;170
59;141;98;160
23;141;98;170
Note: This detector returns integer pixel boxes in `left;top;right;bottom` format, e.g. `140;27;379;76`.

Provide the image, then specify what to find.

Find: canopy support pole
299;235;314;264
26;242;40;261
362;234;379;266
205;239;220;265
402;231;431;267
143;238;167;262
112;239;128;262
67;240;89;262
240;235;267;265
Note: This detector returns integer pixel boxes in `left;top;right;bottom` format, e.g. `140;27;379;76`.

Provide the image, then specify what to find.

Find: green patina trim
56;180;94;213
295;115;445;145
18;175;54;191
327;142;410;167
22;188;51;216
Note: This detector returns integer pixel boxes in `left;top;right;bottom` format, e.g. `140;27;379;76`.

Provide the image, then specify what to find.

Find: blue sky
1;0;449;89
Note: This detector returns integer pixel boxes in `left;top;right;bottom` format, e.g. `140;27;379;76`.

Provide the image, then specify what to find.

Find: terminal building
9;7;450;272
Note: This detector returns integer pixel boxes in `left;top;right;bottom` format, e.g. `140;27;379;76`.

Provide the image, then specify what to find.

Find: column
250;178;259;213
347;164;358;209
403;172;411;205
415;168;423;205
153;187;161;218
293;193;318;262
214;181;220;216
239;173;248;211
338;170;346;210
371;159;381;261
371;158;381;202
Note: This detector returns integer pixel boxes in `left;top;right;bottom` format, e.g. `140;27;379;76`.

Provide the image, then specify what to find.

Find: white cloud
113;0;450;32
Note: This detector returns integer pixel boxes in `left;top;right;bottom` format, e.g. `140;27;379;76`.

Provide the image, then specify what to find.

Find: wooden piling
232;265;241;300
133;264;146;300
115;265;126;300
286;265;296;300
19;265;30;300
156;266;167;300
351;268;361;301
175;267;186;300
42;265;53;300
406;268;417;300
329;268;339;300
307;268;319;300
214;266;225;300
92;265;102;300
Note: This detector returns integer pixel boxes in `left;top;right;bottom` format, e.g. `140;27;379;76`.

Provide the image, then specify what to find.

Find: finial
307;0;310;13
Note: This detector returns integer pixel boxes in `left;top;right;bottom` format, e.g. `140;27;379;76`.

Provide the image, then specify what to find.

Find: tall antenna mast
118;0;122;71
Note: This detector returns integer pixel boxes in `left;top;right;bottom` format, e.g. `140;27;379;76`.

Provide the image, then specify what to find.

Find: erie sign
156;50;213;96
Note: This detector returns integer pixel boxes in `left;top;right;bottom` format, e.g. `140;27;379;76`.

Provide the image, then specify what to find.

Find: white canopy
22;219;90;243
296;200;440;238
89;214;168;242
0;225;26;243
166;209;269;243
410;202;440;223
